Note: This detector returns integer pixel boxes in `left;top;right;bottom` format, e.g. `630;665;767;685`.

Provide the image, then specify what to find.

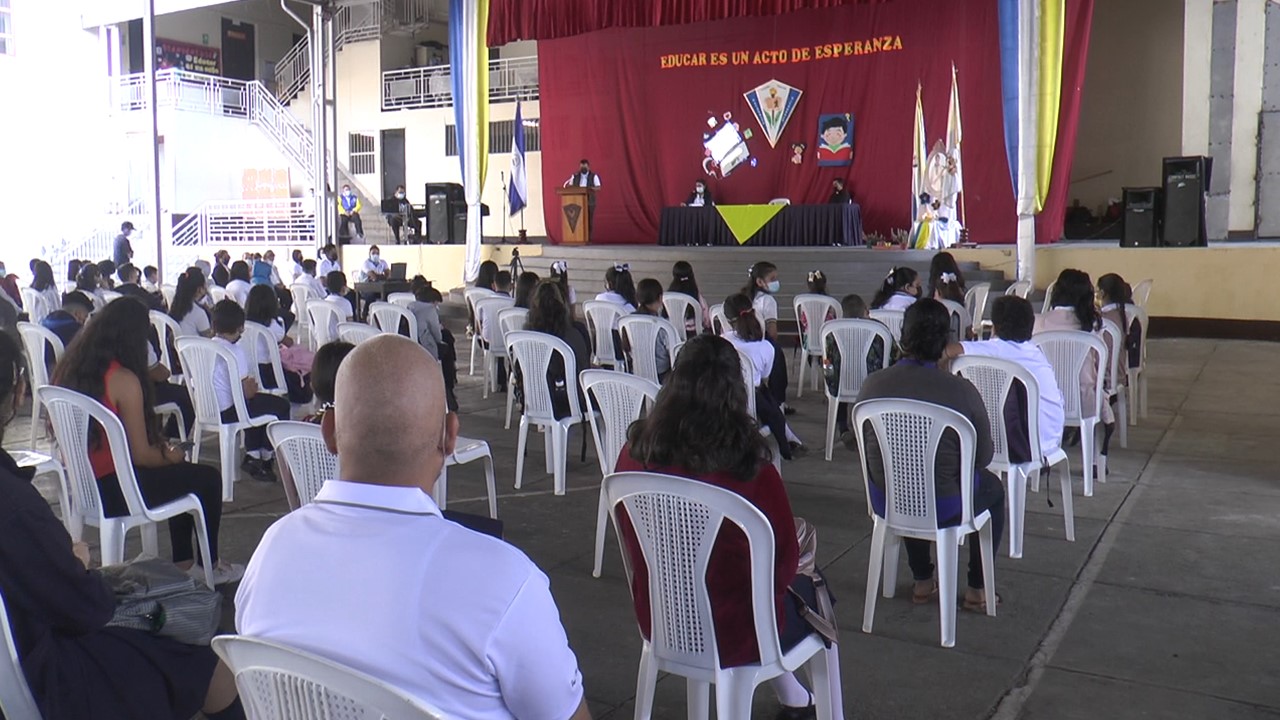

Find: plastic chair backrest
852;398;978;532
821;319;891;401
661;292;701;343
267;421;336;507
939;299;971;342
506;330;584;422
1132;279;1153;308
1005;280;1032;299
1099;319;1125;393
0;584;40;720
964;283;990;335
209;286;228;303
211;636;447;720
769;197;791;205
20;288;48;323
868;309;905;344
496;307;529;349
369;302;417;339
240;322;288;392
17;321;63;390
1124;303;1149;371
619;315;678;385
604;471;785;671
176;336;254;427
952;355;1047;468
580;369;660;476
161;284;177;308
736;347;758;416
1041;281;1057;314
474;296;515;344
583;301;625;365
709;303;730;336
1032;330;1107;423
793;294;840;355
39;386;146;522
337;322;380;345
305;300;342;346
386;292;415;308
101;290;123;304
289;284;313;323
148;311;183;377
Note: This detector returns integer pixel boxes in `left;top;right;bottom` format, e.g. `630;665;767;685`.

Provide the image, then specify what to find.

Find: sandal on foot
961;592;1003;613
912;581;939;605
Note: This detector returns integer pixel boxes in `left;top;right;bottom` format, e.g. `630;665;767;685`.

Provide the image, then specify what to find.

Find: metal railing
273;0;385;103
172;198;316;247
382;56;539;111
51;199;151;277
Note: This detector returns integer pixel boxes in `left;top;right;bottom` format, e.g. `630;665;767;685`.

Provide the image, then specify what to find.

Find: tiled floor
8;337;1279;718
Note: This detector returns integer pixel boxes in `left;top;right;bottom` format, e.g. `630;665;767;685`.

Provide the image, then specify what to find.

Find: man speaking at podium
564;159;601;231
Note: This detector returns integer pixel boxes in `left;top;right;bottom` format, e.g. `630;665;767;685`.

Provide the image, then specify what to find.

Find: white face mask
695;186;705;194
342;189;352;196
370;254;380;262
395;192;405;199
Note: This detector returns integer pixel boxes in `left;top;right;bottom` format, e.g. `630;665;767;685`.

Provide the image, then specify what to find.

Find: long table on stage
658;203;864;247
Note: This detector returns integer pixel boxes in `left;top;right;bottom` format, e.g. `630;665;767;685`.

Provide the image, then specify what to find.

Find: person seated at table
682;179;714;207
626;278;671;381
723;293;804;460
855;298;1005;612
667;260;711;334
870;266;921;311
829;178;851;204
361;245;389;282
614;333;828;719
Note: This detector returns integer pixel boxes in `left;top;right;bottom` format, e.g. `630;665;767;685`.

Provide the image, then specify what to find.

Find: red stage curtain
535;0;1093;245
487;0;887;46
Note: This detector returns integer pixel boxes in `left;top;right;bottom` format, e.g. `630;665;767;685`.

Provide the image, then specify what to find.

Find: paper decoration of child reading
816;114;854;167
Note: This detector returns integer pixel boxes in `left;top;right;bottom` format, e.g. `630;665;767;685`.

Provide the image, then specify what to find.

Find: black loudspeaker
1121;187;1161;247
426;194;451;244
1161;156;1211;246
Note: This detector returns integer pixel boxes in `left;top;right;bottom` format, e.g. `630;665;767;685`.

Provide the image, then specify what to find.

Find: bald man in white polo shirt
235;335;590;719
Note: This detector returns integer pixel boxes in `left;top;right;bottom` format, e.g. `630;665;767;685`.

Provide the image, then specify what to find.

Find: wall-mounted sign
156;38;221;75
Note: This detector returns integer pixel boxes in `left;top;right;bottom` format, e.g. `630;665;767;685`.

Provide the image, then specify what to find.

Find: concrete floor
8;337;1280;719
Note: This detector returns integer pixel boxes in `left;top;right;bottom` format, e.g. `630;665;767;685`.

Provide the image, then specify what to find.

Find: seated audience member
596;264;637;314
289;249;306;282
855;299;1005;611
246;284;311;403
209;300;291;482
667;260;711;334
225;261;252;307
798;270;838;358
115;263;163;311
30;260;62;314
825;293;888;442
142;265;161;293
407;285;445;360
299;259;326;300
52;299;242;584
0;274;22;315
513;270;540;309
870;266;921;311
1097;273;1139;381
1035;269;1115;460
743;261;792;413
236;336;589;719
41;291;95;348
325;271;355;320
723;293;805;460
494;270;513;297
96;260;117;290
74;264;106;311
616;334;828;718
305;341;355;423
524;280;592;413
0;332;246;720
928;252;967;304
629;278;671;380
550;260;578;308
66;259;83;288
169;271;212;338
945;295;1065;459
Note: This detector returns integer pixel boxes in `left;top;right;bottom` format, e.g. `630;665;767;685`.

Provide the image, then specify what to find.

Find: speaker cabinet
1121;187;1161;247
1161;156;1211;247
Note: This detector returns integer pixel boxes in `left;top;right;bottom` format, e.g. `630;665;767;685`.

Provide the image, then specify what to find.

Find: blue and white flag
509;101;528;216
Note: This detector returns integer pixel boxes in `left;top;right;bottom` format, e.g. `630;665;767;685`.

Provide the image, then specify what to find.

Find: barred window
348;132;376;175
0;0;13;56
444;120;541;157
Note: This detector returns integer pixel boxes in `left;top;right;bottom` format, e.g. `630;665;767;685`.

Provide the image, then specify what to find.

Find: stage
340;241;1280;339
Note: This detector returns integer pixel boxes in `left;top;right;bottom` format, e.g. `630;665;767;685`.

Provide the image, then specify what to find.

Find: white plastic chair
853;398;996;648
387;292;416;308
709;303;730;336
1033;330;1109;497
583;300;627;370
1040;281;1057;315
289;283;313;344
1005;280;1033;299
868;308;905;344
161;284;177;308
964;283;990;338
939;299;972;343
506;331;594;495
465;287;498;375
0;584;40;720
1125;304;1150;421
10;449;75;540
101;290;123;304
736;348;783;475
953;356;1074;559
820;320;891;461
305;300;342;349
662;291;703;343
19;287;49;324
368;301;417;340
604;471;842;720
619;315;678;385
793;294;840;397
39;386;215;588
211;636;447;720
1132;279;1153;309
17;321;63;446
208;286;228;304
768;197;792;205
1100;319;1129;449
176;336;276;502
496;307;530;429
581;369;660;578
266;421;336;508
149;310;185;382
438;437;498;519
475;296;516;398
337;322;380;345
239;322;289;398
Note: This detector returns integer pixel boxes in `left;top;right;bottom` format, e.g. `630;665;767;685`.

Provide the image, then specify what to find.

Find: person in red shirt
614;334;822;720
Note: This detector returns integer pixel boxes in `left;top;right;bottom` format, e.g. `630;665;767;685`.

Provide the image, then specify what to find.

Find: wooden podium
556;187;594;245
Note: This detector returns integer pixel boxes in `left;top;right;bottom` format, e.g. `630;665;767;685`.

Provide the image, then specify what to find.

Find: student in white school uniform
946;295;1065;459
325;271;355;321
742;261;793;412
871;266;922;311
594;263;637;315
225;261;253;307
169;272;212;338
290;249;307;282
209;300;291;482
300;259;327;300
318;243;342;277
723;293;807;460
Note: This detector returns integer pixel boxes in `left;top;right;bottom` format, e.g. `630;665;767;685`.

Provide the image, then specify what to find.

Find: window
444;119;541;157
0;0;13;56
348;132;375;175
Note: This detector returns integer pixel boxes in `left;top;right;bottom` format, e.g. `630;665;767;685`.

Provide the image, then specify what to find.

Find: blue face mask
766;280;781;294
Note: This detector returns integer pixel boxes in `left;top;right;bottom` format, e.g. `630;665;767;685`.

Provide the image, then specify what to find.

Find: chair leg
1080;423;1095;498
979;522;997;618
29;404;40;449
434;468;449;511
796;351;806;398
1058;460;1076;542
1127;376;1139;426
592;485;609;578
552;426;568;496
141;523;160;558
862;521;886;634
191;509;215;589
190;425;203;464
218;428;237;502
514;420;530;489
482;352;492;399
686;679;711;720
937;532;959;648
483;455;497;519
824;398;838;462
633;647;659;720
468;335;478;376
504;377;516;430
1007;466;1027;559
1140;373;1148;418
544;428;555;476
1117;391;1129;449
100;521;125;566
714;678;755;720
806;643;839;720
51;466;82;542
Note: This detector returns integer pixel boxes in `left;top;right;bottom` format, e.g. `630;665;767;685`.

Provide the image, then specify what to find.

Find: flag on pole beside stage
911;82;928;223
449;0;489;282
509;100;528;216
946;63;965;223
